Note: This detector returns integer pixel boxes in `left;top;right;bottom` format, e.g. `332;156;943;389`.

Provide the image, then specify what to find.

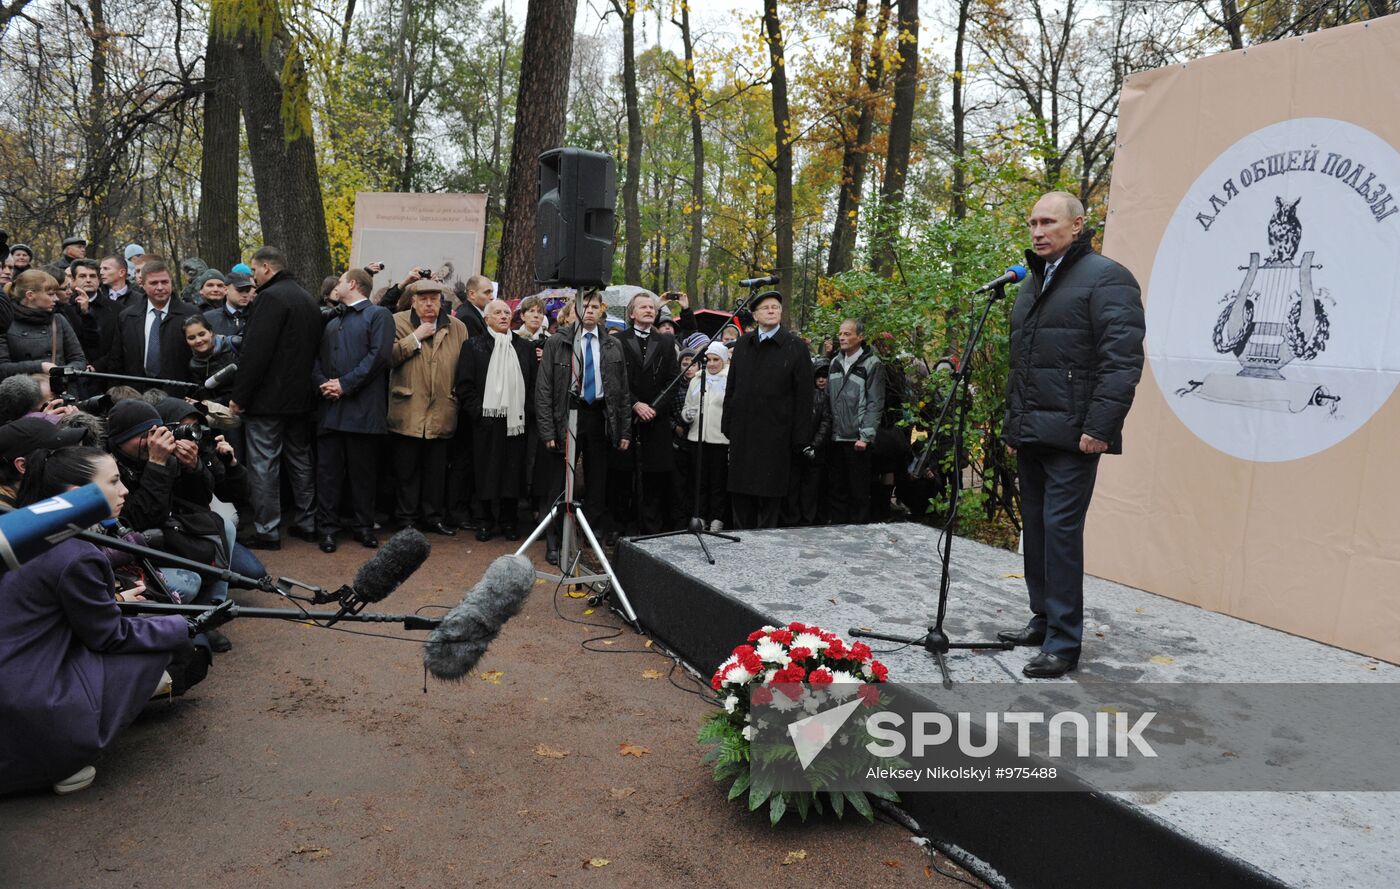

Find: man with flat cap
57;237;87;271
722;289;814;529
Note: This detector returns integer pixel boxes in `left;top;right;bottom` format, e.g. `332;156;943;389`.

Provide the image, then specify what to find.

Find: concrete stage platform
614;522;1400;889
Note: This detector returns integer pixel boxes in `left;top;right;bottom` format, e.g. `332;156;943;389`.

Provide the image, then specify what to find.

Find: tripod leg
934;651;953;690
573;508;639;626
515;503;559;555
694;531;715;565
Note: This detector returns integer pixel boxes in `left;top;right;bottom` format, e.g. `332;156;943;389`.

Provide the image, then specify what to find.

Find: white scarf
481;328;526;435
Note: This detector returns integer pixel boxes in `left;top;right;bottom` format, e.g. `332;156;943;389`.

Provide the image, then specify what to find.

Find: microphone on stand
313;529;432;624
738;274;780;288
202;363;238;391
973;265;1028;293
423;554;536;680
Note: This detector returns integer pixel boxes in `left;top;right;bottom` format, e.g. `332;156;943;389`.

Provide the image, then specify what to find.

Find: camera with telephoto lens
62;392;112;413
166;421;221;461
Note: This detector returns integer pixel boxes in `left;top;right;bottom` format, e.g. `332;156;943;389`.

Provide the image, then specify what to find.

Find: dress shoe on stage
1022;652;1077;679
997;625;1046;646
546;547;560;566
424;522;457;536
502;524;521;541
476;526;495;542
206;628;233;653
352;530;379;549
318;535;337;554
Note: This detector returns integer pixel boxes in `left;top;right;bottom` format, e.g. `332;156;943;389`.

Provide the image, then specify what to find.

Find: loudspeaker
535;148;616;287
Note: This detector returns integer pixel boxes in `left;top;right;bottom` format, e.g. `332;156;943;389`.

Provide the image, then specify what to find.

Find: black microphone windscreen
352;528;431;604
424;554;535;681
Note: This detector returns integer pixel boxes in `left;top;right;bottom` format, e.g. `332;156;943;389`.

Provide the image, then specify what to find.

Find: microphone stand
630;281;767;562
849;280;1016;688
50;366;201;394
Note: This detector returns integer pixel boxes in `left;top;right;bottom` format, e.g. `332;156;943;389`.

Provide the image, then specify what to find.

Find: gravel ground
0;533;984;889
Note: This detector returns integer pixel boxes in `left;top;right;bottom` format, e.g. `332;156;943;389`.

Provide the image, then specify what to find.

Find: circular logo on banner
1147;117;1400;462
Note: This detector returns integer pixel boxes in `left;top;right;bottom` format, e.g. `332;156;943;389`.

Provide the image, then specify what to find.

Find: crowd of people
0;233;931;797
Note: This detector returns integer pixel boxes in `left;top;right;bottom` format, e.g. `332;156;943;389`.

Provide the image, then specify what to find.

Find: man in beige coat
389;279;468;535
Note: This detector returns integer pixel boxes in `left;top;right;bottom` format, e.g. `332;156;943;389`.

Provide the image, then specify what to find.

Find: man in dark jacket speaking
998;191;1145;679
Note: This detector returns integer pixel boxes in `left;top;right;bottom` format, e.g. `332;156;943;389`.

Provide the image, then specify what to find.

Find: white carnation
791;632;829;653
742;726;754;741
826;671;861;699
723;694;739;713
724;665;754;686
755;638;791;665
769;689;800;711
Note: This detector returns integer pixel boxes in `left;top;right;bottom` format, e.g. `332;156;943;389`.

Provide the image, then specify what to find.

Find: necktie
145;309;163;376
1043;262;1058;292
583;331;597;403
232;309;244;333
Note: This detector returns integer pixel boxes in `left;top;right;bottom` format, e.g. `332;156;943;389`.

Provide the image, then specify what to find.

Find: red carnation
747;629;766;642
788;621;808;634
740;654;763;674
789;646;813;662
711;672;723;690
776;682;803;701
775;663;806;684
826;639;847;660
734;644;756;658
751;686;774;706
809;667;834;686
857;684;880;706
769;628;794;645
850;642;873;662
870;660;889;682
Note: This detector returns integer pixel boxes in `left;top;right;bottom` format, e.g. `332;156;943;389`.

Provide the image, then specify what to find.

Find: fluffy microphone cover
424;554;535;681
353;528;431;603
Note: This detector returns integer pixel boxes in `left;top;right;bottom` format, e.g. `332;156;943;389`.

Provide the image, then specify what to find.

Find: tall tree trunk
613;0;643;284
1219;0;1244;50
950;0;970;220
86;0;110;253
497;0;578;300
227;3;333;283
827;0;891;275
197;12;241;271
826;0;868;277
676;0;705;306
873;0;918;277
763;0;794;314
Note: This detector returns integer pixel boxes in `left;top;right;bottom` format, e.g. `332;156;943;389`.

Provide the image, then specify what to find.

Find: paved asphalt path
0;533;984;888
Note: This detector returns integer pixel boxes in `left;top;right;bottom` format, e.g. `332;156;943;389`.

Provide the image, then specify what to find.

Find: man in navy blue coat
312;268;394;552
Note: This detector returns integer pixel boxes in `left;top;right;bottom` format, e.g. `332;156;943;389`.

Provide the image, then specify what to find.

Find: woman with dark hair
183;315;239;404
0;269;87;380
0;447;192;795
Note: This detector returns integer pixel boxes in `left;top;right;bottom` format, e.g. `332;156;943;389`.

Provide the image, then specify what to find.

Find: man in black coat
91;255;144;367
998;191;1145;679
614;291;679;535
312;268;394;553
230;245;323;549
452;275;492;338
96;258;197;381
722;290;814;529
444;274;493;527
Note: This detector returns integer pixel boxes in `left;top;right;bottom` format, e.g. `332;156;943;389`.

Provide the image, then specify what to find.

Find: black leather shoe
352;530;379;549
425;522;457;536
288;527;318;543
206;628;233;653
476;526;494;542
318;535;337;553
1022;652;1077;679
502;524;520;541
997;625;1046;646
245;535;280;551
546;548;560;566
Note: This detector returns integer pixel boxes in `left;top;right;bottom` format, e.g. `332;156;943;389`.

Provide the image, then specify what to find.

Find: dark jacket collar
1025;228;1097;278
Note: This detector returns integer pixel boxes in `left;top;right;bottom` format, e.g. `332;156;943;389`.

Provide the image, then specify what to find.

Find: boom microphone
423;554;536;680
973;265;1028;293
317;528;431;623
203;363;238;390
738;274;779;288
0;484;114;571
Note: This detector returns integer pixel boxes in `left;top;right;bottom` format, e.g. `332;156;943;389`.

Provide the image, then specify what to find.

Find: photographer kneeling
105;399;246;652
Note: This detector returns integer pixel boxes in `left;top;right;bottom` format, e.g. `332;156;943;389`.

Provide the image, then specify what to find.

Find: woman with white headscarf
681;340;731;531
455;299;536;541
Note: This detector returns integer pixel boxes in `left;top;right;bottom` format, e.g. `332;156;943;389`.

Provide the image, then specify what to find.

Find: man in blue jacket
999;191;1146;678
312;268;394;552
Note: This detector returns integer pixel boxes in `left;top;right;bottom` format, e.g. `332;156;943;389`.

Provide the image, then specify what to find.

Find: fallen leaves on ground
1149;655;1176;666
608;787;636;800
585;858;611;869
641;668;663;680
617;743;650;757
1004;572;1024;579
781;850;807;866
534;744;569;758
643;639;653;648
883;859;901;867
477;670;504;684
290;846;331;861
583;608;595;615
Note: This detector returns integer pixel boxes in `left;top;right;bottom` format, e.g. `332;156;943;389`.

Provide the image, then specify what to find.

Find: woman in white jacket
682;341;731;530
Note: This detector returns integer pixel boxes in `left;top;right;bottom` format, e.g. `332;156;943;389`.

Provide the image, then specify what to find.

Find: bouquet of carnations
697;621;896;825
